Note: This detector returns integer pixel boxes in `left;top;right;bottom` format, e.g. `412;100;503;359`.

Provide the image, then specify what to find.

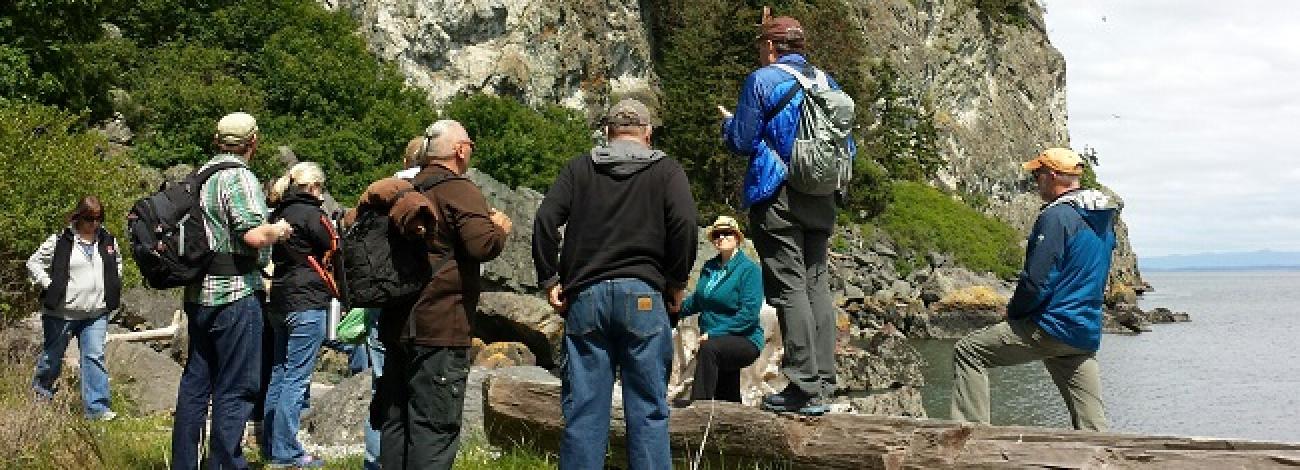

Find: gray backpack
771;63;856;196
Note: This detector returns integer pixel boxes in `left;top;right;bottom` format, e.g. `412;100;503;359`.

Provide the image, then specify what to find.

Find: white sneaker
91;410;118;421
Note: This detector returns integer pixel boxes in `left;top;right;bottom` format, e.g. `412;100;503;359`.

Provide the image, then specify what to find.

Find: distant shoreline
1143;265;1300;273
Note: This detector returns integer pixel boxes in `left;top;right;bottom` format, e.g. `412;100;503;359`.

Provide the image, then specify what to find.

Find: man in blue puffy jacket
720;12;853;415
950;148;1119;431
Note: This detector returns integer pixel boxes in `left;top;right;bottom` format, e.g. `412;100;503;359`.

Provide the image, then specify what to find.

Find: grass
0;352;556;470
0;349;787;470
879;181;1023;278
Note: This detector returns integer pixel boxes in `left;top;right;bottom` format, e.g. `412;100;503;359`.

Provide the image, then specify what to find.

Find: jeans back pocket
623;290;666;339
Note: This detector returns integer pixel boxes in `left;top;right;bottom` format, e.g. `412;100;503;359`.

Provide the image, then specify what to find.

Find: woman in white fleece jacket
26;196;122;421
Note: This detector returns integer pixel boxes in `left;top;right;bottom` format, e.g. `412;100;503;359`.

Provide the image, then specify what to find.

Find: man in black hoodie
533;98;697;470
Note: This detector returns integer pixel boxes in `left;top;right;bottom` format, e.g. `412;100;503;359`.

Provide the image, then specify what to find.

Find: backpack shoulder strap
763;64;822;122
191;161;245;188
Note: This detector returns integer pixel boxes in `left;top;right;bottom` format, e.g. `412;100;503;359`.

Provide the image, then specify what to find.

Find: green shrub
443;94;592;192
0;102;144;322
879;181;1022;278
122;43;265;169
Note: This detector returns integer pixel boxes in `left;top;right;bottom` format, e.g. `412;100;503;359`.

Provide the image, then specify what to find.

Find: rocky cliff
322;0;1145;290
319;0;659;121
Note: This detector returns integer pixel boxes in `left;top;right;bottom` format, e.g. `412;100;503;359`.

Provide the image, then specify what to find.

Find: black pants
376;344;470;470
690;335;760;402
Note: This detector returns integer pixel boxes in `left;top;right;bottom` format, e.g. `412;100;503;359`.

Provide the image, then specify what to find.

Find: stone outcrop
320;0;658;120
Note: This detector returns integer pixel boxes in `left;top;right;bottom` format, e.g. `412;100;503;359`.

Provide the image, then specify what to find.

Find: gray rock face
105;341;181;415
321;0;658;120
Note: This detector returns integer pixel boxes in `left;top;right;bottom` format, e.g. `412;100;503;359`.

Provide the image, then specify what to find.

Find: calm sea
913;270;1300;442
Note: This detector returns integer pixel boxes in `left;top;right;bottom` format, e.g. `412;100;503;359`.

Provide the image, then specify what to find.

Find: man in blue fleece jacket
950;148;1119;431
720;12;853;416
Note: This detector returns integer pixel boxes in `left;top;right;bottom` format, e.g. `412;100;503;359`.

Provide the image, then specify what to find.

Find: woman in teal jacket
680;216;765;403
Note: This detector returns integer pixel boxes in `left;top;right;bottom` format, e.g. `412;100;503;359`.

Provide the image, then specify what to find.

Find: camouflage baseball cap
604;98;655;127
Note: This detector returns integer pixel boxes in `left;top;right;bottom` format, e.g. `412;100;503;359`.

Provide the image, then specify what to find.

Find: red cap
760;16;804;41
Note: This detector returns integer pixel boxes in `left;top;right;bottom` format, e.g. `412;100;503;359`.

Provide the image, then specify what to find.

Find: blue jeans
171;295;263;470
32;312;112;417
362;308;385;470
560;279;673;470
264;309;327;464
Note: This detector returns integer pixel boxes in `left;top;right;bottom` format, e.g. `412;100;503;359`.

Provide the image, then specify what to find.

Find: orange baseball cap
1023;148;1084;175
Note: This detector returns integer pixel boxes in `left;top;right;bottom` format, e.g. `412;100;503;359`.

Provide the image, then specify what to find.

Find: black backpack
335;174;463;308
127;162;260;289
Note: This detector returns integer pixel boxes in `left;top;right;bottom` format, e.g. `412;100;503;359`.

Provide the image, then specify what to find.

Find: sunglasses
710;231;737;241
79;214;104;223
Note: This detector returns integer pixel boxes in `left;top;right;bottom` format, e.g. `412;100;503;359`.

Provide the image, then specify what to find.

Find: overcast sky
1045;1;1300;257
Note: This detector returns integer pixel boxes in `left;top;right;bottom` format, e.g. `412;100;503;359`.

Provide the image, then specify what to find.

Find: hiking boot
761;385;819;414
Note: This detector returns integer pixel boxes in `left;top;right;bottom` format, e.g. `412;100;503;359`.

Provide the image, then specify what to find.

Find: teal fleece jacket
680;251;765;351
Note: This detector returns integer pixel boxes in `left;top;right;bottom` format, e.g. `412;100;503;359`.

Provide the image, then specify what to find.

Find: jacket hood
272;190;323;219
1046;189;1120;235
590;140;664;177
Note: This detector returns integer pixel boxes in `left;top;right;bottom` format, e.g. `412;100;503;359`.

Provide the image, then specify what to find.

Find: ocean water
913;270;1300;442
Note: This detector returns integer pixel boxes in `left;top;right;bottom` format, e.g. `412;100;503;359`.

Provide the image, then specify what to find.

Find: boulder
1147;307;1191;323
837;330;925;392
472;292;562;369
922;308;1004;339
302;371;371;446
468;169;545;293
917;267;1010;306
472;341;536;368
117;287;182;331
1104;306;1151;334
0;313;43;361
105;341;182;414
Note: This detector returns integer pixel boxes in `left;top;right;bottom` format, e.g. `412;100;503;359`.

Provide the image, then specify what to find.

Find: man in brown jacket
376;119;512;469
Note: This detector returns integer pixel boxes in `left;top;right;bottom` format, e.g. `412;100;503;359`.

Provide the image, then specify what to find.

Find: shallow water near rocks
914;270;1300;442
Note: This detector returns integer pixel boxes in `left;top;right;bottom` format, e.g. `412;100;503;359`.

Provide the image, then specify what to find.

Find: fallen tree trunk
483;371;1300;469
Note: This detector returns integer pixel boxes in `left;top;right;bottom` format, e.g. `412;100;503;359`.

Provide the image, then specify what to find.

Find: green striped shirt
183;154;271;306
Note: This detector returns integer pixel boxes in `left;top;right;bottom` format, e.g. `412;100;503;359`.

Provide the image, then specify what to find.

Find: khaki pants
950;317;1108;431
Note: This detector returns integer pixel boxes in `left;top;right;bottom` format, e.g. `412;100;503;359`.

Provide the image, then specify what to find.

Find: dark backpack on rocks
335;174;462;309
127;162;259;289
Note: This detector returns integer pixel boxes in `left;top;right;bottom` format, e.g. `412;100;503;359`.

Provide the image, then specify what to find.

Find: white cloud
1046;0;1300;257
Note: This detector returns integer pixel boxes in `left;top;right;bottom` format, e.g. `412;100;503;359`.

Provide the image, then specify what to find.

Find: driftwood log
484;371;1300;469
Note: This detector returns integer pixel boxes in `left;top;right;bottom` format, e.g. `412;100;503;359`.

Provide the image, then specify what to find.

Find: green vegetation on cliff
879;182;1023;278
